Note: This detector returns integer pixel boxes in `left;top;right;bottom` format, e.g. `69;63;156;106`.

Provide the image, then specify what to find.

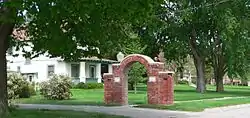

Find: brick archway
103;54;174;105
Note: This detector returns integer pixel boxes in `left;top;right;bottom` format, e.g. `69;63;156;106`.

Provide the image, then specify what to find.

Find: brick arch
119;54;162;76
103;54;174;105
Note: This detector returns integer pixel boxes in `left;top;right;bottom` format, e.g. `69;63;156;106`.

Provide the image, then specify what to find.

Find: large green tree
207;0;250;91
140;0;250;93
0;0;163;116
165;0;250;92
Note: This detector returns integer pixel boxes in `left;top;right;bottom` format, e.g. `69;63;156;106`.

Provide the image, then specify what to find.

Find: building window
89;65;96;78
71;64;80;78
47;65;55;77
17;66;21;72
29;75;33;82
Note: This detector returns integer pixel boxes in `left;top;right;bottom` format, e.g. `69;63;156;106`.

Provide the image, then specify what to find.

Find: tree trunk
0;23;14;117
0;26;10;118
211;30;226;92
189;28;206;93
214;67;225;92
194;58;206;93
179;67;184;80
216;77;224;92
0;1;16;116
134;83;137;94
0;43;8;118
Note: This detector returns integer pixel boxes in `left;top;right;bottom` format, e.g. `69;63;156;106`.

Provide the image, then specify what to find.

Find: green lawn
8;109;127;118
137;97;250;112
16;85;250;105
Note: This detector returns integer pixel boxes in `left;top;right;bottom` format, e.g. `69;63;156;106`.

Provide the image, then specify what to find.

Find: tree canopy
139;0;250;92
0;0;164;116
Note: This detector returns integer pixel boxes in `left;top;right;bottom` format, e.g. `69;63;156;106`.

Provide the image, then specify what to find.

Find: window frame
71;64;80;78
89;65;96;78
47;65;55;77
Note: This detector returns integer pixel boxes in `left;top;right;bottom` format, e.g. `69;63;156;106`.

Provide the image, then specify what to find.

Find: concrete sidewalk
17;103;250;118
17;104;194;118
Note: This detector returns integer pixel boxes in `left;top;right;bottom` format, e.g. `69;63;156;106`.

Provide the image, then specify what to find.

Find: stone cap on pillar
158;71;175;78
103;73;113;78
165;71;175;75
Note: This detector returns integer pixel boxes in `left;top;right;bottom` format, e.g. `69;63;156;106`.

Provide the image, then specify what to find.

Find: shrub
7;72;34;99
86;83;103;89
74;82;103;89
19;85;31;98
74;82;86;89
40;74;72;100
177;80;189;85
29;85;37;96
128;83;133;90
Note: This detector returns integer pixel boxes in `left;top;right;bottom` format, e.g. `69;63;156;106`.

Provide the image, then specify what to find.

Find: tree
140;0;250;93
139;0;208;93
123;37;147;94
0;0;164;116
195;0;250;92
128;62;147;94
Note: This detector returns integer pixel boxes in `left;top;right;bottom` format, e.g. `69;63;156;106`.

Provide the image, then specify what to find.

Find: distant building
7;43;118;84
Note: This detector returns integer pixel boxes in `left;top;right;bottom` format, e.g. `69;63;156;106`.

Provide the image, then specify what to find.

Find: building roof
80;57;119;64
12;28;27;41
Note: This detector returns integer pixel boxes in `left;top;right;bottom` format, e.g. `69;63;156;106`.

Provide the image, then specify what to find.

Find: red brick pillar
147;76;159;104
103;73;114;104
158;72;174;105
147;63;163;105
111;64;127;105
112;77;126;105
165;74;174;104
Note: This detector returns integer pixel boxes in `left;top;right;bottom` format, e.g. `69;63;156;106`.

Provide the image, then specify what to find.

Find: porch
70;57;118;84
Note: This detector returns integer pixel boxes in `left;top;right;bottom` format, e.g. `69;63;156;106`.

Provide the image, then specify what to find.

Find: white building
6;45;118;84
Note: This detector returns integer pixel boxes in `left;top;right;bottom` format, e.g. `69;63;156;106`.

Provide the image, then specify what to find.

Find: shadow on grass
174;89;215;93
128;91;146;94
218;91;250;96
136;87;147;91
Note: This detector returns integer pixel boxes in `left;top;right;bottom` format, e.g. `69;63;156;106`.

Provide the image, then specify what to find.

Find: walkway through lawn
17;104;191;118
17;103;250;118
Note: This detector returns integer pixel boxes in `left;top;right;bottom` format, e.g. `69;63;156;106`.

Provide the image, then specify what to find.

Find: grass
8;109;128;118
16;85;250;105
15;84;250;111
137;97;250;112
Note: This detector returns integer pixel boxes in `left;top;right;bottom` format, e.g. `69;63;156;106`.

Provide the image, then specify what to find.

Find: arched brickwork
103;54;174;105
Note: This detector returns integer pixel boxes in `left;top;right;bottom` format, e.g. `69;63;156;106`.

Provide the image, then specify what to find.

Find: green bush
29;85;37;96
19;85;31;98
19;85;36;98
7;72;34;99
74;82;103;89
74;82;86;89
128;83;133;90
86;83;103;89
40;74;72;100
177;80;189;85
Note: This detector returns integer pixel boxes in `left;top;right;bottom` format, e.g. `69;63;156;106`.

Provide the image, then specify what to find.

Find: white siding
7;43;115;84
8;59;70;82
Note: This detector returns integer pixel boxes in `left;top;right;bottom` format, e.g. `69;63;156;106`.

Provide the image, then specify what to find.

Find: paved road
17;104;250;118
